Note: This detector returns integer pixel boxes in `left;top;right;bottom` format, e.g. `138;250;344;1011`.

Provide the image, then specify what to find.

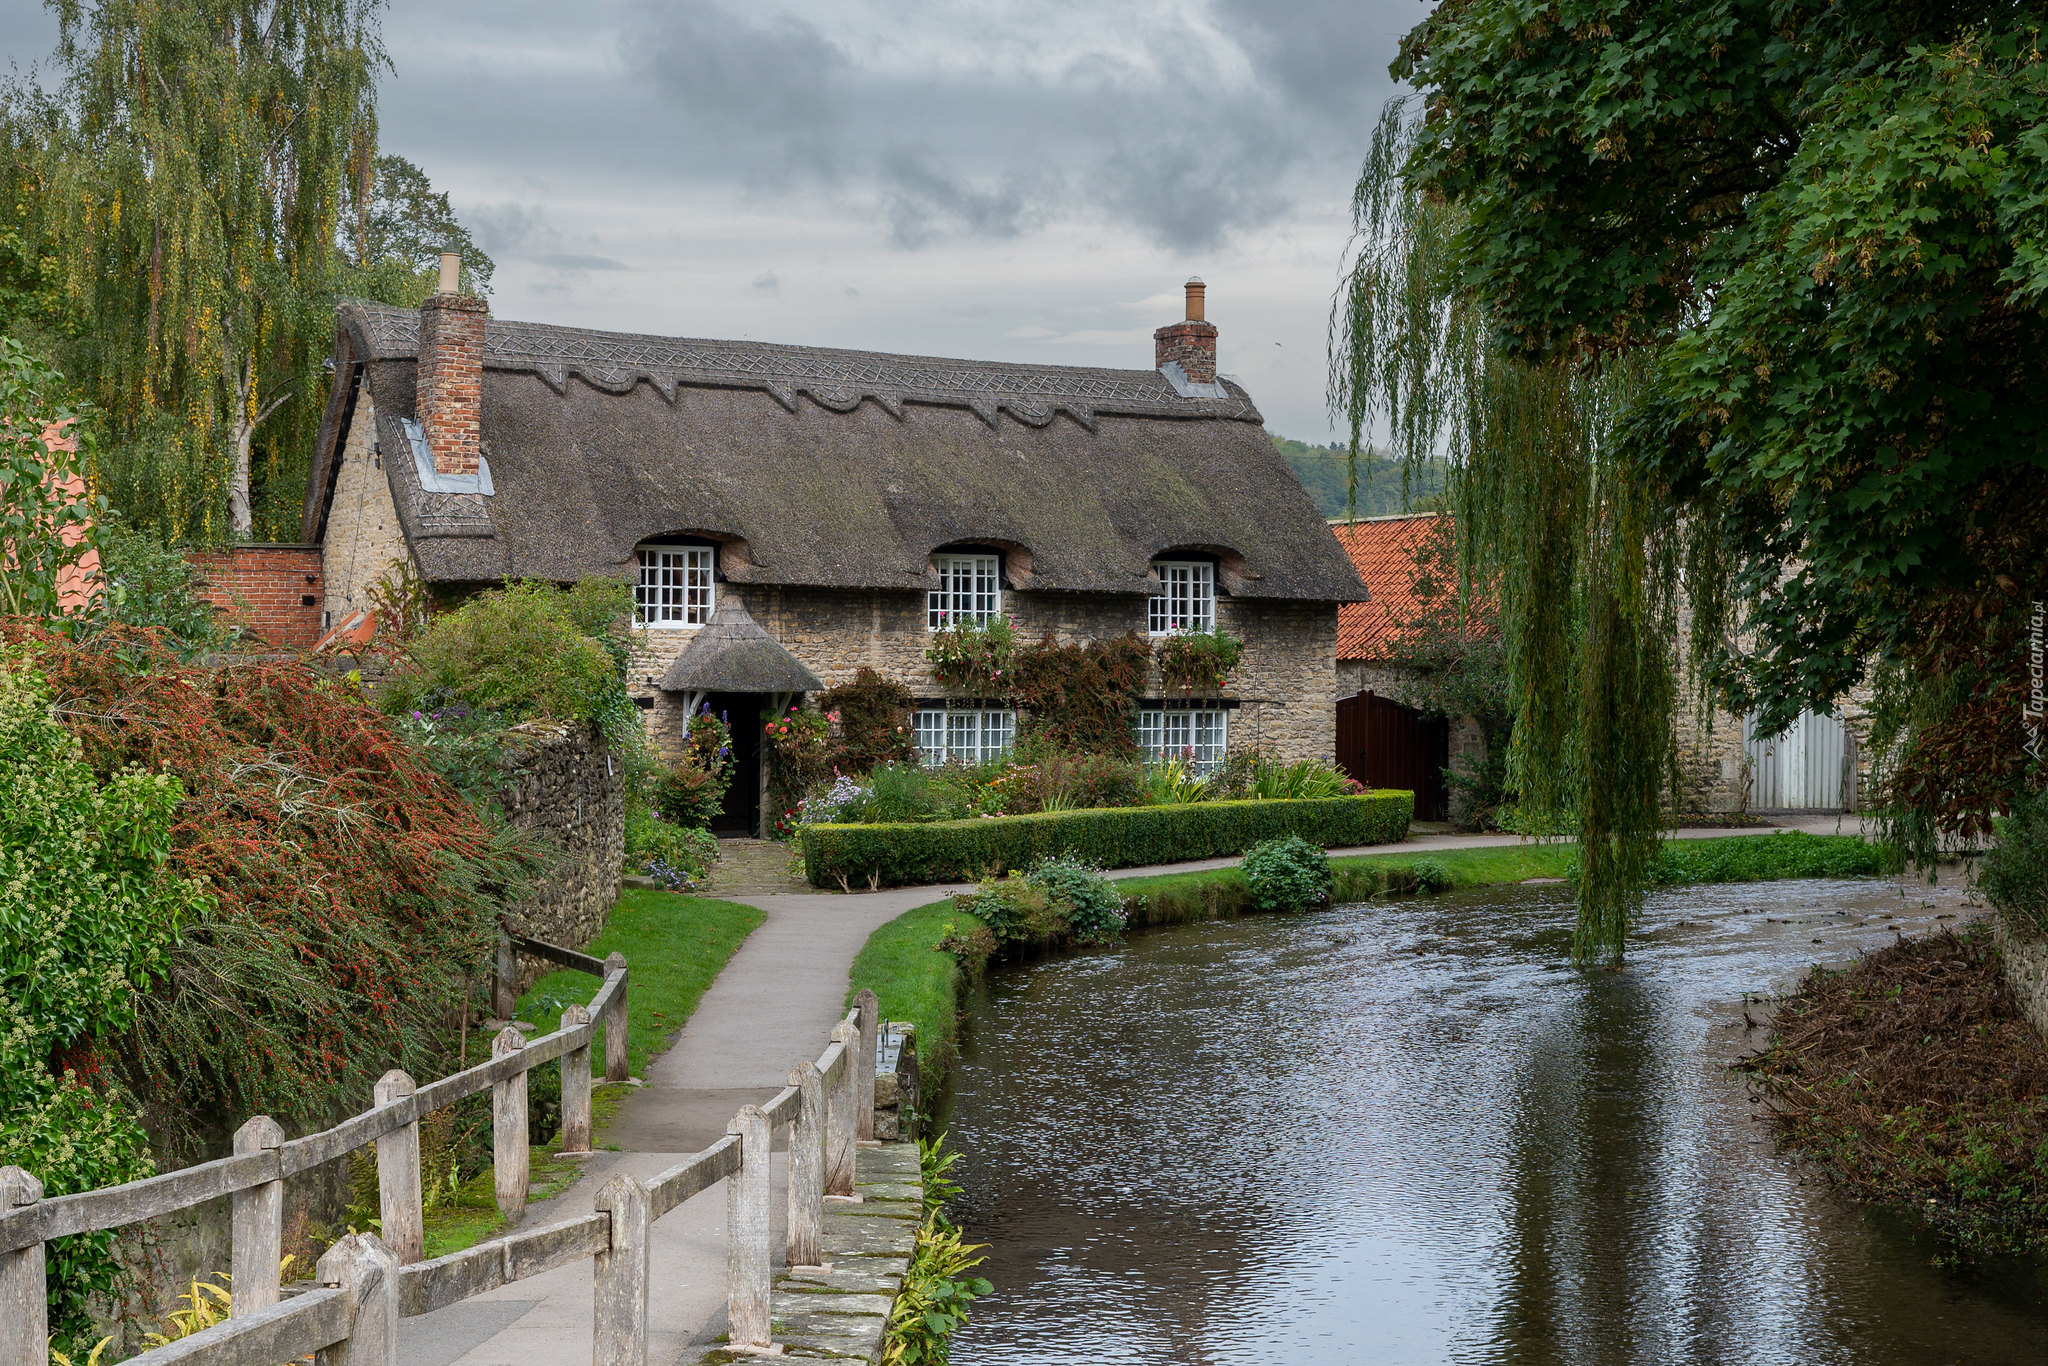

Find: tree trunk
227;333;255;539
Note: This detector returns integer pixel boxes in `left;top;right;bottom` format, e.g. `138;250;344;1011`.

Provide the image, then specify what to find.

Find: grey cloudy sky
3;1;1424;440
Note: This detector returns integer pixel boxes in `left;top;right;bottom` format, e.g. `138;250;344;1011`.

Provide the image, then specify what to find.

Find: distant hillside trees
1269;434;1445;519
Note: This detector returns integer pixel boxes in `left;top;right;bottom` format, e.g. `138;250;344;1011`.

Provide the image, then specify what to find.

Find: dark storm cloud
631;0;848;176
602;0;1411;253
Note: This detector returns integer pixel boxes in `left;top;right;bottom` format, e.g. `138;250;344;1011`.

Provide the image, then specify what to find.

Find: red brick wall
185;545;326;649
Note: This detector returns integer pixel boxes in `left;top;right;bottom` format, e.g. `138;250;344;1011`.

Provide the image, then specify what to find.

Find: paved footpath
399;815;1868;1365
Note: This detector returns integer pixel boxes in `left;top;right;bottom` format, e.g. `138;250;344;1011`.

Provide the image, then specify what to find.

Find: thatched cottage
301;260;1365;832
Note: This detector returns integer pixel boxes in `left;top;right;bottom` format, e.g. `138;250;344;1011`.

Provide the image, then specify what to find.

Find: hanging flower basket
1156;628;1244;694
925;614;1017;694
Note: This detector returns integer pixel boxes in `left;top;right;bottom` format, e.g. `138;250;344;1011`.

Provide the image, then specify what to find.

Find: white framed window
929;553;1002;630
1149;560;1215;634
1139;707;1228;772
914;707;1015;765
635;545;715;627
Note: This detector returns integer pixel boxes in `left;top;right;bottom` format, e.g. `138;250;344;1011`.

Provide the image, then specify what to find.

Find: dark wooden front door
704;692;762;836
1336;690;1449;821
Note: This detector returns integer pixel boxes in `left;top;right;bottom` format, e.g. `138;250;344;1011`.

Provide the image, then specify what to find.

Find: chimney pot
437;251;462;294
1154;279;1219;385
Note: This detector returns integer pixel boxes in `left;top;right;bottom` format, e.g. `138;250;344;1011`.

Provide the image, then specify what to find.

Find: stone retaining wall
1996;916;2048;1041
495;719;625;973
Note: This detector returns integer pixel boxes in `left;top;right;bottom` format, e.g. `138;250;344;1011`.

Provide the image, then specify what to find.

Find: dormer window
1149;560;1214;634
929;552;1001;630
636;544;715;627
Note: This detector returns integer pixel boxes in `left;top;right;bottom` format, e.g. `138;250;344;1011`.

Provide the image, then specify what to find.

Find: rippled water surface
946;877;2048;1365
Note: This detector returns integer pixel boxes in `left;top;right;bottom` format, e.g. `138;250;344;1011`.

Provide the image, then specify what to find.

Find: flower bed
799;791;1413;889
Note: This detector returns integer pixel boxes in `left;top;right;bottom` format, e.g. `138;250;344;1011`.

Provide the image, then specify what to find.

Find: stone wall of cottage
321;392;413;630
628;583;1343;764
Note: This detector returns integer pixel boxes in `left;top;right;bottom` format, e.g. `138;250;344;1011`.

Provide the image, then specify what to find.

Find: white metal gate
1742;708;1850;811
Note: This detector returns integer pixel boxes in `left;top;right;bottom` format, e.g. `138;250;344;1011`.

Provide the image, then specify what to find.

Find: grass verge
850;833;1892;1101
1740;922;2048;1259
515;889;766;1076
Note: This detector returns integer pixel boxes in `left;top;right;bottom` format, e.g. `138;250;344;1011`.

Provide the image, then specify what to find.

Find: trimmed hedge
801;791;1414;889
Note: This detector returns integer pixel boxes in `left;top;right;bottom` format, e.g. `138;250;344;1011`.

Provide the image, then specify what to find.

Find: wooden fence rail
0;945;893;1366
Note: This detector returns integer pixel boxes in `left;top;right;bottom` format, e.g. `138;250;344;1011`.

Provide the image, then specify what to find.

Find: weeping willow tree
1331;108;1685;963
1338;1;2048;958
40;0;385;541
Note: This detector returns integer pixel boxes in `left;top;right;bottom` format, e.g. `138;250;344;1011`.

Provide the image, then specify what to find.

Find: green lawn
850;833;1890;1103
515;889;766;1076
845;898;982;1101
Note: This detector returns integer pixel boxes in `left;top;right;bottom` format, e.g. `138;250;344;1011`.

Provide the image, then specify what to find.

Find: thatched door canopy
659;600;824;695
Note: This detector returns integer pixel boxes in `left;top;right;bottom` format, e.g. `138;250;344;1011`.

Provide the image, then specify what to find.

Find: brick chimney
1154;277;1218;385
416;251;487;477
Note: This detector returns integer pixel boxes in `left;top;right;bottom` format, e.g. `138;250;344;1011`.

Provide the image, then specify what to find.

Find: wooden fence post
492;1027;529;1221
230;1115;286;1315
603;952;630;1083
825;1022;857;1199
372;1072;423;1265
560;1004;593;1156
726;1105;773;1352
854;990;879;1144
592;1171;650;1366
787;1061;825;1270
315;1232;398;1366
0;1167;45;1366
494;930;516;1021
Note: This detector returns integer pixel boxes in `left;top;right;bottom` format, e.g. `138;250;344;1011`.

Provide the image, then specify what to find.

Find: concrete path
400;814;1869;1364
398;881;975;1366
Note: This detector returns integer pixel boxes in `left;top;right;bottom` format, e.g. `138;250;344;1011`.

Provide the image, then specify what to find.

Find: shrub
1408;857;1455;893
1980;789;2048;938
1206;751;1356;802
654;713;732;830
1241;835;1334;911
954;873;1065;945
822;667;918;772
0;651;208;1350
1252;757;1354;800
16;624;526;1159
953;856;1126;949
990;749;1143;814
1026;855;1126;941
627;812;719;890
94;517;234;652
382;579;634;736
1140;756;1211;805
802;792;1413;888
763;704;832;822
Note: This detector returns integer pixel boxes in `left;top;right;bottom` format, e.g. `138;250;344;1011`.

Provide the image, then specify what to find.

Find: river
945;877;2048;1364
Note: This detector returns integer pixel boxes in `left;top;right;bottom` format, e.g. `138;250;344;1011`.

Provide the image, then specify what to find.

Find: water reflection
948;878;2048;1364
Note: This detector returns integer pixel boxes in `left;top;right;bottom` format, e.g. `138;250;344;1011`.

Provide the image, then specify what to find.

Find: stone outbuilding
1329;511;1867;820
299;264;1366;833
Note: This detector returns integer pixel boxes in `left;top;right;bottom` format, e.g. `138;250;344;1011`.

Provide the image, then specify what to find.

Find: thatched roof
659;600;823;694
304;300;1367;604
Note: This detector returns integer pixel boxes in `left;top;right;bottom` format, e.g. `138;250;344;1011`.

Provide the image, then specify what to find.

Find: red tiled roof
1331;513;1443;661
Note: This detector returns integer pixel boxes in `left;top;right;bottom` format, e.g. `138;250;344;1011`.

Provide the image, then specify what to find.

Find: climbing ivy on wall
1009;633;1151;756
